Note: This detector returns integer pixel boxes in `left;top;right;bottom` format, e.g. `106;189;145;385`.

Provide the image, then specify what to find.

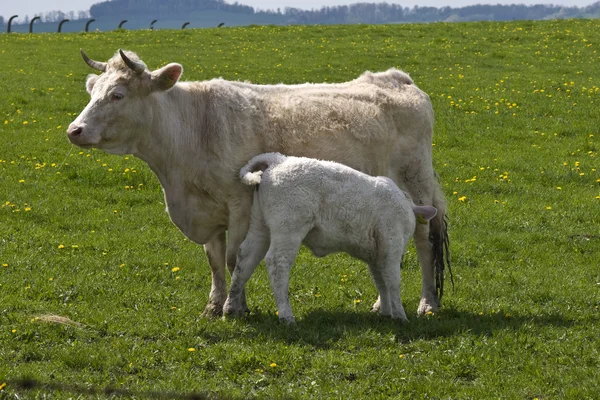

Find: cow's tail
240;152;286;186
430;175;453;302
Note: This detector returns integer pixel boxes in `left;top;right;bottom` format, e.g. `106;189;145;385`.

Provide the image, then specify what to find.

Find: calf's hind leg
264;233;306;323
369;247;408;321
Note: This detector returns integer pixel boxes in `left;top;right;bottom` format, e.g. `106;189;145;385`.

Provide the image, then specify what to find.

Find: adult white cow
67;49;450;317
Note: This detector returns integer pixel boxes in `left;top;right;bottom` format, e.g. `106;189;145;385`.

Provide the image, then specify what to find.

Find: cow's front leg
226;201;252;312
202;231;227;317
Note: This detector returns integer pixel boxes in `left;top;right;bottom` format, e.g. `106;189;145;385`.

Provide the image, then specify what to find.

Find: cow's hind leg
202;231;228;317
413;223;438;315
393;166;443;315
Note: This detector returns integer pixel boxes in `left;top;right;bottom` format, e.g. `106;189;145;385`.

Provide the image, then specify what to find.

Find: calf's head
67;49;183;154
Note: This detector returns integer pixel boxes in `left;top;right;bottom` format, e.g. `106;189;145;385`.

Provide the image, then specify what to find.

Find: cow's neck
133;84;214;192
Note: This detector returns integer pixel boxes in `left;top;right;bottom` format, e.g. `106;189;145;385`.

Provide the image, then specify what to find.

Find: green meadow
1;20;599;398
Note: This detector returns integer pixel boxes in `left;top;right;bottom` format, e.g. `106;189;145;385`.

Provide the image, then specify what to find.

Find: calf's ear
413;205;437;223
86;74;99;94
151;63;183;91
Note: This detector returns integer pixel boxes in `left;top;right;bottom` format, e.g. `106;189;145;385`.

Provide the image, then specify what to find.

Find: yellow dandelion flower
58;244;65;249
354;299;361;304
545;206;552;210
188;348;195;352
2;263;8;267
0;382;5;390
458;196;467;202
556;187;562;190
270;363;277;368
171;267;180;272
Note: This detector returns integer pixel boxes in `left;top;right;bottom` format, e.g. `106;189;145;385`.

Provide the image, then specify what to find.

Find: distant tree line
84;0;600;24
270;2;599;24
90;0;253;18
3;0;600;29
0;10;90;26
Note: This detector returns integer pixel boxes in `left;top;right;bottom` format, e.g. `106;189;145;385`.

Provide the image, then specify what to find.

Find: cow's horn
119;49;145;74
80;49;107;72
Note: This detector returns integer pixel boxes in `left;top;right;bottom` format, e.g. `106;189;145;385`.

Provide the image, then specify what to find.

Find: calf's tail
240;152;286;186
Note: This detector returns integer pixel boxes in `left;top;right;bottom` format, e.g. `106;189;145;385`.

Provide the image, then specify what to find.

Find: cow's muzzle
67;123;83;137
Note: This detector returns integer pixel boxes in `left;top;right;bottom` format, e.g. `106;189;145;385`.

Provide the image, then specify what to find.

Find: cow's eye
111;92;124;100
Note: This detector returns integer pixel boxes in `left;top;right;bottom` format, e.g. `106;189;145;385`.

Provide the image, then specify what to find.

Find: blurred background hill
3;0;600;33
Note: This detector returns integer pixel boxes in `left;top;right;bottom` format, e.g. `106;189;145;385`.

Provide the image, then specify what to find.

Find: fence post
29;16;41;33
58;19;69;33
8;15;18;33
85;19;95;32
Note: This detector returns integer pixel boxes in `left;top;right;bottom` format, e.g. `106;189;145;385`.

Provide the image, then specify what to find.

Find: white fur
67;50;446;317
224;153;437;323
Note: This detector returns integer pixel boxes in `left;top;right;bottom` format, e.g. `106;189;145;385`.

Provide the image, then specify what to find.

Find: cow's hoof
371;298;381;313
417;297;439;316
202;303;223;318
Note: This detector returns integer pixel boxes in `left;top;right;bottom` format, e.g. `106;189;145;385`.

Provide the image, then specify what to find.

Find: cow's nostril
69;126;83;136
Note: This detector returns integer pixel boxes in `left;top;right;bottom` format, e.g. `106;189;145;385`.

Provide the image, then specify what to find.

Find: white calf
223;153;437;323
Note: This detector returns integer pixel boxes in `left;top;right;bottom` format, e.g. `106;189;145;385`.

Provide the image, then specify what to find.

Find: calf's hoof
391;313;409;323
278;316;296;324
223;304;246;319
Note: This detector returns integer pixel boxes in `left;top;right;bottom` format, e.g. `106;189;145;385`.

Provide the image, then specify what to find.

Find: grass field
1;20;599;398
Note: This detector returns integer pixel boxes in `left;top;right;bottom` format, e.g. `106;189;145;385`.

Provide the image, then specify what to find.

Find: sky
2;0;597;21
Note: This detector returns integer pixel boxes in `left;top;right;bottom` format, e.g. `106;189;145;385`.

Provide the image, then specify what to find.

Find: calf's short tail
240;152;287;186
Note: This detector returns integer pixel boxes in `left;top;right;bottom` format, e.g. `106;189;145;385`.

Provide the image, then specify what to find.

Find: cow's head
67;49;183;154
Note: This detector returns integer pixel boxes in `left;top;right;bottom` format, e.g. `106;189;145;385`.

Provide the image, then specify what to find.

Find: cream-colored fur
67;50;447;317
225;153;437;323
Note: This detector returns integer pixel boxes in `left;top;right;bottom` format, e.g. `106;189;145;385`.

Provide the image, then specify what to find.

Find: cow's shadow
202;308;574;348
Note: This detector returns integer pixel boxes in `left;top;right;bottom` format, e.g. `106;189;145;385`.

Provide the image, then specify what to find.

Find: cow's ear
151;63;183;91
86;74;99;94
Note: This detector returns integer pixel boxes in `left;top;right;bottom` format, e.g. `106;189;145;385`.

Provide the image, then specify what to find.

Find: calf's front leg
223;228;270;317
